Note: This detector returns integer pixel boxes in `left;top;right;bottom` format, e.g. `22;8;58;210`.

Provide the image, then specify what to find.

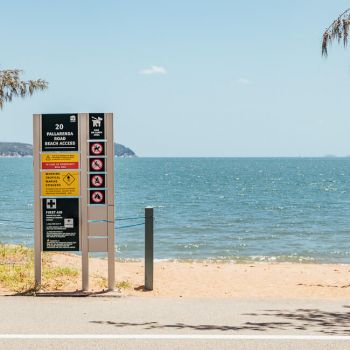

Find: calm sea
1;157;350;263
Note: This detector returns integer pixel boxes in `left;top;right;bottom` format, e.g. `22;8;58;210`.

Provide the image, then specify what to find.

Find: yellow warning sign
42;171;79;196
41;153;79;170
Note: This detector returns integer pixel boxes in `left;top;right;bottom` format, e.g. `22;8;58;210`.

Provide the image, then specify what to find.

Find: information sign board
34;112;115;290
42;198;79;251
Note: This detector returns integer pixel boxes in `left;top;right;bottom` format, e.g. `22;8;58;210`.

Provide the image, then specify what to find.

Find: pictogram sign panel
90;190;106;204
89;142;105;156
89;158;105;172
89;113;105;140
90;174;105;188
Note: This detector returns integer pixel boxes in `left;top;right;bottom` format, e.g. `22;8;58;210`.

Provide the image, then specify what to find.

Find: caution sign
41;153;79;170
42;171;79;196
90;142;105;156
90;158;105;172
42;198;79;251
90;190;105;204
89;113;105;139
90;174;105;188
42;114;78;151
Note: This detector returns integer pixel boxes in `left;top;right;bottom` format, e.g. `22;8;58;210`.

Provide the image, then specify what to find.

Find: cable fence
0;207;155;290
0;216;148;231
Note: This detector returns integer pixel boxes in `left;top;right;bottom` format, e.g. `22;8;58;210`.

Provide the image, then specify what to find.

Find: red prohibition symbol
90;142;103;155
91;190;104;203
90;158;104;171
91;174;104;187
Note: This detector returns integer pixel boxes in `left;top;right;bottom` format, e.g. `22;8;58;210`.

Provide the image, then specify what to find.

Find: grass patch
0;244;79;293
116;280;132;290
93;274;107;289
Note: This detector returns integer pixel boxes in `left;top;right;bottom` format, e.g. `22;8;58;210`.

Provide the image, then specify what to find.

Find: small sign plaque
89;142;105;156
89;113;105;139
90;190;106;204
89;158;105;172
90;174;105;188
41;153;79;170
42;171;79;196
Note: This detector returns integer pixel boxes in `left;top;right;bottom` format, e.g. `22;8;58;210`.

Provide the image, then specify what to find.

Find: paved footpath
0;296;349;349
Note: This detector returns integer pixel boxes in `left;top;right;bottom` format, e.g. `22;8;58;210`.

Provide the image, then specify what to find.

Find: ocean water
1;157;350;263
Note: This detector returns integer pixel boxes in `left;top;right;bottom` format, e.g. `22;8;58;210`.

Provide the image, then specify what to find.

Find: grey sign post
33;113;115;291
145;207;154;291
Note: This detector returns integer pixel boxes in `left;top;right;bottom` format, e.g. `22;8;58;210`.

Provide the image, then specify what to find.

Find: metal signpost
33;113;115;291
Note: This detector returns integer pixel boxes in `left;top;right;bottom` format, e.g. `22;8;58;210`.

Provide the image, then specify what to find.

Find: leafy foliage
322;8;350;56
0;69;48;109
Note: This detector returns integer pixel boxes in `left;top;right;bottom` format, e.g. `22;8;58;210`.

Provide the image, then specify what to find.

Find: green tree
0;69;48;109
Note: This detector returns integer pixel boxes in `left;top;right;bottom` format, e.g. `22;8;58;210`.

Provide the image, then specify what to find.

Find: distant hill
0;142;32;157
0;142;136;157
114;143;136;157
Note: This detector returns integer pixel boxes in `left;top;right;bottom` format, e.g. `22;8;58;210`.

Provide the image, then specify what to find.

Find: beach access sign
33;113;115;290
41;114;78;151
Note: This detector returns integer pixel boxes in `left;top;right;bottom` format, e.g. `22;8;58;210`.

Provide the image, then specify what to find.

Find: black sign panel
89;190;106;204
89;141;105;156
89;158;105;172
42;114;78;151
89;113;105;139
42;198;79;251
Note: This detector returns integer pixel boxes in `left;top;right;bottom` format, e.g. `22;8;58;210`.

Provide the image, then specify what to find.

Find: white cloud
236;78;252;85
139;66;167;75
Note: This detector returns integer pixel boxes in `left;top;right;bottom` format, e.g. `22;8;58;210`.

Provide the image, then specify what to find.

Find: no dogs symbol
90;190;105;204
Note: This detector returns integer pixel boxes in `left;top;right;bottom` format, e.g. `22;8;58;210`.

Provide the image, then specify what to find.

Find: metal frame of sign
33;113;115;291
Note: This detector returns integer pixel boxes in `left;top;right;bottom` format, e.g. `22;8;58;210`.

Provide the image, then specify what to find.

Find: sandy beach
2;251;346;299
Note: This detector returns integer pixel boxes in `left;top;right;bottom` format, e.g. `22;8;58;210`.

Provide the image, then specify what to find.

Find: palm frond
322;8;350;56
0;69;48;109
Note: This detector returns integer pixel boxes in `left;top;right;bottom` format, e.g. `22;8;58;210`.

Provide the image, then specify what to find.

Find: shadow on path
243;307;350;335
90;306;350;335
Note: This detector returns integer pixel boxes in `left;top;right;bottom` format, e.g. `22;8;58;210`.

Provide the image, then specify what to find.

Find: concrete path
0;296;349;349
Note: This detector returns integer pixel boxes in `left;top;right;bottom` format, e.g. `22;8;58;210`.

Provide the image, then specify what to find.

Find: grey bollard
145;207;154;290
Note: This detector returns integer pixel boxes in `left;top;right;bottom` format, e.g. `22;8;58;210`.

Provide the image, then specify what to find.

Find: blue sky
1;0;350;156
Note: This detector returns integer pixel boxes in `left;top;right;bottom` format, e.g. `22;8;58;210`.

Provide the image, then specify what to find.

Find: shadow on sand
8;289;120;297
